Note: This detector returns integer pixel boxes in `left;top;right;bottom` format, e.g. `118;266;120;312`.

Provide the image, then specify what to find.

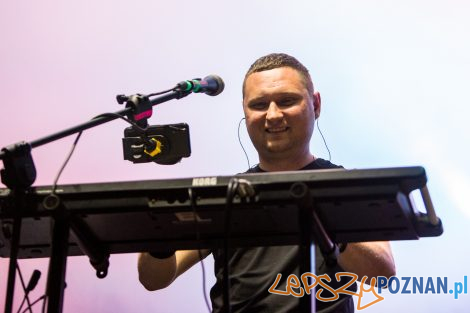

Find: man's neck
258;153;315;172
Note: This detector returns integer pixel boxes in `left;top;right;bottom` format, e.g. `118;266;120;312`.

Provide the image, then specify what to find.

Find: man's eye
250;102;267;110
279;98;297;106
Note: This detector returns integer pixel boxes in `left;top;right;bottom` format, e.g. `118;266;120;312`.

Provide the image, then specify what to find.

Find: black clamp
117;94;153;128
0;142;37;190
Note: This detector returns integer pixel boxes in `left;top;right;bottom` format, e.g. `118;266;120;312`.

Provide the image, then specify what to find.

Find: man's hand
337;241;395;286
138;249;211;291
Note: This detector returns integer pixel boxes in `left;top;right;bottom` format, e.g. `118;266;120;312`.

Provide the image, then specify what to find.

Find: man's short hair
242;53;314;98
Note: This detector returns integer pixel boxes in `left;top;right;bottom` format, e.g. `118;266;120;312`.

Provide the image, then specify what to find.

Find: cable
51;131;82;194
50;111;150;195
92;113;148;135
316;118;331;162
19;296;46;313
146;87;178;98
41;294;46;313
188;188;212;313
222;178;240;313
198;249;211;313
238;117;331;167
94;112;161;158
15;262;33;313
237;117;251;171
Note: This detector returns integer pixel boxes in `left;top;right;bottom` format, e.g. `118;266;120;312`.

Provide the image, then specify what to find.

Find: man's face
243;67;320;161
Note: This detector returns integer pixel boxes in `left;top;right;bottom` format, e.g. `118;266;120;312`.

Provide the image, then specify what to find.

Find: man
138;53;396;312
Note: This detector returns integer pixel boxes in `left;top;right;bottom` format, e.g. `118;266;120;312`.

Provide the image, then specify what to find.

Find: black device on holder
122;123;191;165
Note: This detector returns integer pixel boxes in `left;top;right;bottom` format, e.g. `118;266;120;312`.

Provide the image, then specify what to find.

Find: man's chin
264;143;291;155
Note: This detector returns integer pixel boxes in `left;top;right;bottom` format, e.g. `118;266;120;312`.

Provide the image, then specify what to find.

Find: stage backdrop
1;1;469;312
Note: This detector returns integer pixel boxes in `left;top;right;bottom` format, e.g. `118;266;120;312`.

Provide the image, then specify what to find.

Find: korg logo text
192;177;217;186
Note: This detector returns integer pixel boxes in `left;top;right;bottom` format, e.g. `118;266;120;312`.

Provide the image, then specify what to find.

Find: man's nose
266;102;283;121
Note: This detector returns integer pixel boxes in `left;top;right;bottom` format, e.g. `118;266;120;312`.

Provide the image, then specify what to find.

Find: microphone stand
0;88;191;313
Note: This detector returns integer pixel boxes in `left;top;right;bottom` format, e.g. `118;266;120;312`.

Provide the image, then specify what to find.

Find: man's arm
337;241;395;286
138;249;211;291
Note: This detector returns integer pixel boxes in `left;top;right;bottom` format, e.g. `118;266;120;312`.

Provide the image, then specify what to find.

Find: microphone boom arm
0;88;192;188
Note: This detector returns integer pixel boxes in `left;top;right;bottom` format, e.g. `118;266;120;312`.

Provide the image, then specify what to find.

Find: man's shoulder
308;158;343;170
245;159;342;173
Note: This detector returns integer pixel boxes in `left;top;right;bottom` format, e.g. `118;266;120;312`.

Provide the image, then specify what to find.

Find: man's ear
313;91;321;119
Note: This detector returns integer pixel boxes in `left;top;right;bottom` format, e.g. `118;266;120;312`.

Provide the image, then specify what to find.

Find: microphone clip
122;94;153;128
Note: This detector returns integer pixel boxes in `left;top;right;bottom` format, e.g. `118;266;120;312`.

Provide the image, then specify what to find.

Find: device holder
122;123;191;165
117;91;192;165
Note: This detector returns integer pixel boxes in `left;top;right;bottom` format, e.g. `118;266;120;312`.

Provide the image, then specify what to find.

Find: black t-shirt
210;159;356;313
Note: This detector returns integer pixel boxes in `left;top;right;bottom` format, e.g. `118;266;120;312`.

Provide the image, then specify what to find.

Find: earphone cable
237;117;251;171
316;118;331;161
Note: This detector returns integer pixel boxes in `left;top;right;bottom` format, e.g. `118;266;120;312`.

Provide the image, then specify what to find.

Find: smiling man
242;59;320;172
138;53;395;312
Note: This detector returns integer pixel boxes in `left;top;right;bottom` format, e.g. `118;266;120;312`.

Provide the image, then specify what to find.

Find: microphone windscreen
204;75;225;96
26;270;41;292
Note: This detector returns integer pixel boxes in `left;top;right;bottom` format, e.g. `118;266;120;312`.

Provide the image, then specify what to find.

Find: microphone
177;75;225;96
26;270;41;292
16;269;42;313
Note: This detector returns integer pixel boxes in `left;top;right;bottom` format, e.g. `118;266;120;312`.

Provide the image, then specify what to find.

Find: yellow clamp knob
144;138;163;157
